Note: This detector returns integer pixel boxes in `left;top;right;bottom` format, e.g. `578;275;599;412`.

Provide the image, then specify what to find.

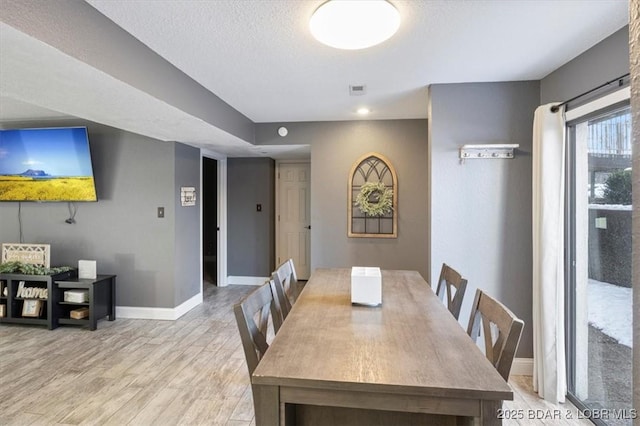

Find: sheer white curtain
532;103;567;404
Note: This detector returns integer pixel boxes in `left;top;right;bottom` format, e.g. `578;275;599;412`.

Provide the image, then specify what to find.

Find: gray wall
428;82;540;358
227;158;275;277
541;26;630;104
629;0;639;420
173;142;201;305
256;120;429;279
0;121;200;309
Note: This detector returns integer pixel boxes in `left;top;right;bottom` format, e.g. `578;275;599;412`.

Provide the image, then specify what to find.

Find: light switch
158;207;165;218
257;204;262;212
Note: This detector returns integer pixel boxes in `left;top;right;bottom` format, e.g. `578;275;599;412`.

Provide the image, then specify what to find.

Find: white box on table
64;290;89;303
351;267;382;306
78;260;97;279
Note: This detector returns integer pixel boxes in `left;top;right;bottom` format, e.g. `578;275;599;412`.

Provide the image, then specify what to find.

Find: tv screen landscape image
0;127;98;202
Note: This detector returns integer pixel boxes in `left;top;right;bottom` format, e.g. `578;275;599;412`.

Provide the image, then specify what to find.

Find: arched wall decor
348;152;398;238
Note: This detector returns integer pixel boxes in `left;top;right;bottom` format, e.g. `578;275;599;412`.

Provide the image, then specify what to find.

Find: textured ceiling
87;0;629;122
0;0;630;157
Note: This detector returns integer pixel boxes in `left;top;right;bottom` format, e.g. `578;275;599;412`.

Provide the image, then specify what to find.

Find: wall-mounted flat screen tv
0;127;98;202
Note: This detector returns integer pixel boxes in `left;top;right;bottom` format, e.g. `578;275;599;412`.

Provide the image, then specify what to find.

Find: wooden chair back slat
268;280;284;334
270;276;290;327
288;258;298;283
467;289;524;381
435;263;468;320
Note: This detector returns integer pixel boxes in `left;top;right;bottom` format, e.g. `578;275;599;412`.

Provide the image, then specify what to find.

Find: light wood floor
0;284;591;426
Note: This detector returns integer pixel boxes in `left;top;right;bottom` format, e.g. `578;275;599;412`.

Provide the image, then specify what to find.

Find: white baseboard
116;292;203;320
511;358;533;376
227;276;269;286
174;292;203;319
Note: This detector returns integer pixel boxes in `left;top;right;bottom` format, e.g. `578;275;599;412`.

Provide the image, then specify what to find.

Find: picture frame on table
22;299;43;317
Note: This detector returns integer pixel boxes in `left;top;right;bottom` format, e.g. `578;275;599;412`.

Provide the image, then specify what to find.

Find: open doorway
203;157;218;285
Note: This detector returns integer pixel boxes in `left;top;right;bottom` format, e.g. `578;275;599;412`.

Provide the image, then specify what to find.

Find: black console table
0;273;116;331
52;275;116;331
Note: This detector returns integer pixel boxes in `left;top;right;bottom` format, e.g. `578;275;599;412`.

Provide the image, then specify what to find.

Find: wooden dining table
251;268;513;426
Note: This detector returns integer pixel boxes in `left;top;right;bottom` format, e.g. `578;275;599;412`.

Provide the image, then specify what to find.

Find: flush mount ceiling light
357;107;370;115
309;0;400;50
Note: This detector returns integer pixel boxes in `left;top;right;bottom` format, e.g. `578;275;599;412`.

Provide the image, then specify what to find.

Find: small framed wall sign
22;299;43;317
181;187;196;206
2;243;50;268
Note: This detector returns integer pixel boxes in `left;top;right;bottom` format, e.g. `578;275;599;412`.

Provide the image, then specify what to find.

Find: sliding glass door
566;104;633;425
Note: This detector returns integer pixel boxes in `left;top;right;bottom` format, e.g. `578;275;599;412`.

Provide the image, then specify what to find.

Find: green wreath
355;181;393;216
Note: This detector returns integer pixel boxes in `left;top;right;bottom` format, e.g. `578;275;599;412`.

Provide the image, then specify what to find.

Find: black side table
53;275;116;330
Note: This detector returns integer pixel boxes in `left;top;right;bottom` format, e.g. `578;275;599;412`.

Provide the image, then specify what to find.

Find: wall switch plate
158;207;165;218
257;204;262;212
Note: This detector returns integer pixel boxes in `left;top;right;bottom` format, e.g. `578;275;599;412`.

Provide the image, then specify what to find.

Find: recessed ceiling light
309;0;400;50
357;107;370;115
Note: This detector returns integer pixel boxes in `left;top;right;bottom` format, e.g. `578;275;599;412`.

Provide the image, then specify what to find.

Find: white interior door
277;162;311;279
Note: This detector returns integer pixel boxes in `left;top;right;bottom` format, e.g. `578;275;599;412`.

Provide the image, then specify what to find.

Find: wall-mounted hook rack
459;144;519;164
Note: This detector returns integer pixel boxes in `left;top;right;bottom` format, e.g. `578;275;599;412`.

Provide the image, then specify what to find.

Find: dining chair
435;263;468;320
271;258;298;318
233;281;281;377
466;289;524;381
